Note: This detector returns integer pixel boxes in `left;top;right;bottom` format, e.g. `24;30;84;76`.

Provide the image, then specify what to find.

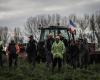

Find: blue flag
69;20;76;34
69;20;76;27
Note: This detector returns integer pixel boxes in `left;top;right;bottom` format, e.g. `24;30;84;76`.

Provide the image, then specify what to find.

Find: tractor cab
39;26;73;42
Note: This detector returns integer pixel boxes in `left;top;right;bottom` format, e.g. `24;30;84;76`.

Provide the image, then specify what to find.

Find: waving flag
68;20;76;34
70;19;76;26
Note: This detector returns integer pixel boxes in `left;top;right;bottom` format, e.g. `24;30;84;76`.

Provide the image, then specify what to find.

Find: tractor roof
39;26;69;30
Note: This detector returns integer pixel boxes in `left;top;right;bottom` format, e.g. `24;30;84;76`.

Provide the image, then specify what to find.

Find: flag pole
72;33;75;43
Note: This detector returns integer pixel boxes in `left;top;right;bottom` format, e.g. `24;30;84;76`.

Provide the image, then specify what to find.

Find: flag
68;20;76;34
70;20;76;26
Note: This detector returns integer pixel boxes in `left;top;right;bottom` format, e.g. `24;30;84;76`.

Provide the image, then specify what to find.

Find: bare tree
25;14;68;41
78;13;100;44
25;17;40;41
14;27;23;43
0;26;9;46
78;15;89;33
95;12;100;44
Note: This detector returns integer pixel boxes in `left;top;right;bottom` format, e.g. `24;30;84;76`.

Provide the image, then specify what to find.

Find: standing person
0;41;3;67
37;41;46;63
26;35;37;68
59;34;68;64
69;40;79;69
45;33;54;69
51;36;65;72
7;40;17;68
79;38;89;69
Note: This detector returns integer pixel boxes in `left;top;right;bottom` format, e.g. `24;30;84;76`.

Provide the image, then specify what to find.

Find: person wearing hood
51;36;65;72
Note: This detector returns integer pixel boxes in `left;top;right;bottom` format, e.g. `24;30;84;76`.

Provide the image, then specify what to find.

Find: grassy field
0;59;100;80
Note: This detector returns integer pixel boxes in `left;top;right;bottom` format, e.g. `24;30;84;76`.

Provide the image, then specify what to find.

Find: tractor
36;25;75;63
36;25;100;64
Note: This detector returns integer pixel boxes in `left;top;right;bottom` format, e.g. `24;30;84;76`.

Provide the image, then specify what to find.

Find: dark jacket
26;39;37;54
45;38;54;51
0;45;3;52
8;43;16;54
69;44;79;57
0;45;3;55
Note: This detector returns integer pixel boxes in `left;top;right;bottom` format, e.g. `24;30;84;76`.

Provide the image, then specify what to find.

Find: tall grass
0;58;100;80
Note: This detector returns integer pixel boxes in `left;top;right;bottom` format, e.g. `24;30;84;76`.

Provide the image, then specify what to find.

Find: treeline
0;27;23;46
25;12;100;44
0;11;100;45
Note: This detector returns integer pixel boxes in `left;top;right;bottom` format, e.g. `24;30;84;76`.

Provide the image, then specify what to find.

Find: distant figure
45;33;54;69
26;35;37;68
79;38;89;69
69;40;79;69
37;41;46;63
0;41;3;67
59;34;69;64
7;40;17;67
51;36;65;72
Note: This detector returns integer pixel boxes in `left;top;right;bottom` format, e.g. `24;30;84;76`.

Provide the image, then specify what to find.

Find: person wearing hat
45;33;54;69
26;35;37;68
51;35;65;72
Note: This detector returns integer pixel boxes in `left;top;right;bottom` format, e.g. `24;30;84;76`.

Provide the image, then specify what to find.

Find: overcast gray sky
0;0;100;28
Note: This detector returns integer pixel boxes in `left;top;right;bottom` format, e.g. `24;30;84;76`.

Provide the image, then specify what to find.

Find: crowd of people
0;34;90;72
